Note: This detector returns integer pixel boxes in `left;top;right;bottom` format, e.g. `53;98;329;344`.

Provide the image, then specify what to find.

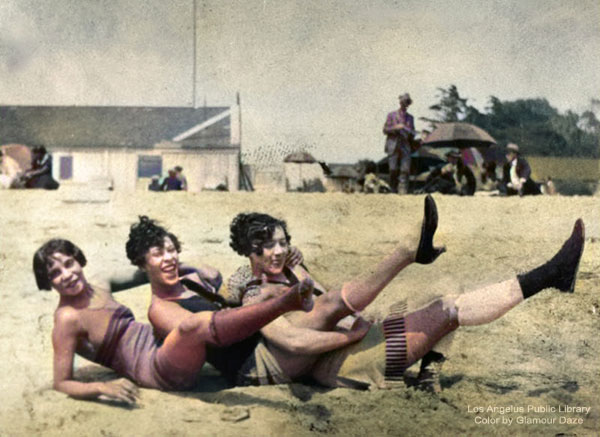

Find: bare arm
105;267;149;293
259;315;368;355
286;246;304;268
52;308;139;403
102;262;214;294
243;288;367;355
290;264;328;296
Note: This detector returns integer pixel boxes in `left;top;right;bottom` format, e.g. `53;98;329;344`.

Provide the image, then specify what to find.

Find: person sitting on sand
33;238;313;402
499;143;541;196
420;151;475;196
222;198;584;389
23;145;60;190
148;175;162;192
125;216;367;386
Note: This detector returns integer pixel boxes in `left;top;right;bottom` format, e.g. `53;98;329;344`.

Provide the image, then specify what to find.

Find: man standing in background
383;93;416;194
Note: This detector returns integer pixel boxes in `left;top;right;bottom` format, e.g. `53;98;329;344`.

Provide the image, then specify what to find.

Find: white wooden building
0;105;240;192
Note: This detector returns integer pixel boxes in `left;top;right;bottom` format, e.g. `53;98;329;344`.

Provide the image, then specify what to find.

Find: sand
0;188;598;436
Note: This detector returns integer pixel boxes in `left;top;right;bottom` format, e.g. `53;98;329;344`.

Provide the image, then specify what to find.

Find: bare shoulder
54;306;79;323
149;295;184;315
53;306;82;336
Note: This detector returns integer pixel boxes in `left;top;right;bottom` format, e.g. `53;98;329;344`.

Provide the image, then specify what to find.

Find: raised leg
295;196;446;331
456;219;585;325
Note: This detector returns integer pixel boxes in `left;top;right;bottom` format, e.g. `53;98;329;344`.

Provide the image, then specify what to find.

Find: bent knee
177;311;213;339
440;295;459;326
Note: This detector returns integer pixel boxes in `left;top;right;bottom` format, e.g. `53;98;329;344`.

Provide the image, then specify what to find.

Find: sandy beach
0;188;598;436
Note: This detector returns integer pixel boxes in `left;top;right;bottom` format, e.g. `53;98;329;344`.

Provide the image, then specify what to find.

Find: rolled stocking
207;281;312;347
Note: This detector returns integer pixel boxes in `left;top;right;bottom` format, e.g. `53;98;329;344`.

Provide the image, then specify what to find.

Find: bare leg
456;219;585;325
298;245;416;330
300;195;445;330
454;278;523;325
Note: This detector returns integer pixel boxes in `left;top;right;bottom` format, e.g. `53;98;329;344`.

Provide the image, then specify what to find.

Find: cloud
1;0;598;163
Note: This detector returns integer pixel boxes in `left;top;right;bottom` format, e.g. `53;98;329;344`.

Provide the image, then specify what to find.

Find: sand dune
0;188;598;436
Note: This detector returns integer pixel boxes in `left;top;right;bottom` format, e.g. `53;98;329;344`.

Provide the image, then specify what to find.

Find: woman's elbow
53;379;70;394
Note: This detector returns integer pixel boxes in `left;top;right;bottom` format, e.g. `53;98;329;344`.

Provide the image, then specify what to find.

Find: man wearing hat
383;93;416;194
500;143;541;196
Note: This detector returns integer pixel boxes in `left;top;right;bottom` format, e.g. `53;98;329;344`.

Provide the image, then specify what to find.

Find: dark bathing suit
172;294;260;385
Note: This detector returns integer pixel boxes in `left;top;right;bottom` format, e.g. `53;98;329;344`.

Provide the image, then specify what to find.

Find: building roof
0;105;234;150
283;151;317;163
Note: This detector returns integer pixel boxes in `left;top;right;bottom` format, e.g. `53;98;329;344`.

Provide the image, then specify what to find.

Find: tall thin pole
192;0;197;108
237;91;242;146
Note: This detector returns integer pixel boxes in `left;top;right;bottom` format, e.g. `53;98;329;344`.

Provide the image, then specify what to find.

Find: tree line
422;85;599;158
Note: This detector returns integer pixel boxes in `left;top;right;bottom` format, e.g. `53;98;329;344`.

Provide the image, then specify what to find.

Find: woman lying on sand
223;196;585;389
126;217;368;386
33;238;313;402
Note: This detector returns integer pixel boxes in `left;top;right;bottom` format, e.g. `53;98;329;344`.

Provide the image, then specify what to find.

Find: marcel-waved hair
126;216;181;267
229;212;291;257
33;239;87;291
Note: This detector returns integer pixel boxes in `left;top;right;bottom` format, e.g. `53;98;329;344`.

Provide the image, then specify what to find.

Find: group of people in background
382;92;545;197
148;166;188;192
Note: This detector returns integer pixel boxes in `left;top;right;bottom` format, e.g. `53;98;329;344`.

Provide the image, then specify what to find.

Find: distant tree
580;110;600;134
424;88;600;158
423;85;471;125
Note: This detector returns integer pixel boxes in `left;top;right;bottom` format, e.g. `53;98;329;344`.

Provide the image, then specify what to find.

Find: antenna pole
192;0;197;108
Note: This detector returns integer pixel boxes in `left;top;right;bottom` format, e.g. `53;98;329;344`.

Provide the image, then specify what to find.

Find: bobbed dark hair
126;216;181;267
229;212;291;257
33;239;87;291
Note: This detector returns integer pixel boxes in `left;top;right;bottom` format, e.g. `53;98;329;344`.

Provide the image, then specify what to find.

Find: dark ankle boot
517;219;585;297
415;195;446;264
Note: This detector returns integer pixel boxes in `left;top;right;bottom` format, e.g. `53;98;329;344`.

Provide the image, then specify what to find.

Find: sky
1;0;598;163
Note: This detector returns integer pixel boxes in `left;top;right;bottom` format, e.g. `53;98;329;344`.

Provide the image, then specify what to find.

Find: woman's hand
347;317;371;342
98;378;140;404
286;246;304;268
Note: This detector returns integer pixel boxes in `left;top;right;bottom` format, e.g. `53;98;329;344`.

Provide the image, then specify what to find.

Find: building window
138;155;162;178
59;156;73;180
